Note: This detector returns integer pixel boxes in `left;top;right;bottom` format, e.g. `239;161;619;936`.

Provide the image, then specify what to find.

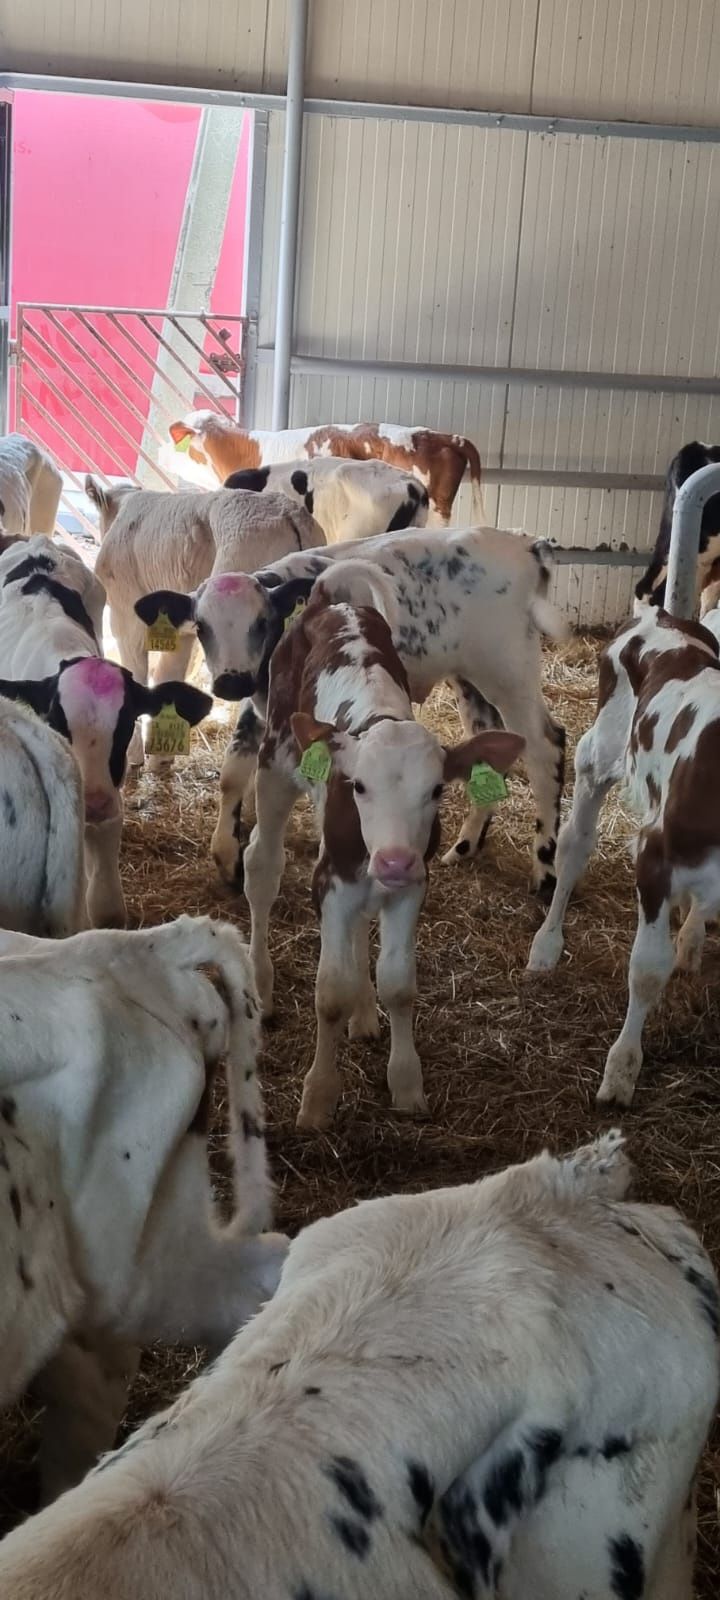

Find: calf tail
315;558;400;631
458;435;486;523
529;539;569;641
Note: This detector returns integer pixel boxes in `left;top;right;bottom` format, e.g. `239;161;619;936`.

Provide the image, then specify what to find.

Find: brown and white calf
137;527;567;895
168;411;485;526
528;605;720;1105
244;560;523;1128
0;536;212;926
224;455;429;541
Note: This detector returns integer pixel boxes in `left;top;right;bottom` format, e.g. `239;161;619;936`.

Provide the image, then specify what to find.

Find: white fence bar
666;463;720;618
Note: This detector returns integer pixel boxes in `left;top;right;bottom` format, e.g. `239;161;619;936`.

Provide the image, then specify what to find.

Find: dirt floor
1;633;719;1588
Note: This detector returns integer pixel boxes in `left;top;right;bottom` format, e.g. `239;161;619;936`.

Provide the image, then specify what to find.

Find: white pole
272;0;309;430
665;462;720;617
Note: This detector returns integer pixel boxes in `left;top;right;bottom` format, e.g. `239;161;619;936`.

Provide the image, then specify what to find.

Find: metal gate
13;303;248;537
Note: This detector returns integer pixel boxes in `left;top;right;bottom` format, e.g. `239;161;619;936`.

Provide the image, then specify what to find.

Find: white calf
0;914;286;1502
137;527;567;892
244;561;524;1127
224;456;429;541
0;697;85;935
0;433;62;536
0;1133;714;1599
529;606;720;1104
0;535;212;926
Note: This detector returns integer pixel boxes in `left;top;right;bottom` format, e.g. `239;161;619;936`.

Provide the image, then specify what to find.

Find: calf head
0;659;212;822
135;573;315;700
292;713;525;887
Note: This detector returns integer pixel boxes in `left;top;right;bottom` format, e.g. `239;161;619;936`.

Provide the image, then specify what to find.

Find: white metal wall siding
5;1;720;125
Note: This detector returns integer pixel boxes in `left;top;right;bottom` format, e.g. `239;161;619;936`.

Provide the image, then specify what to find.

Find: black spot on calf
1;1096;16;1126
608;1532;645;1599
2;789;16;827
17;1254;33;1290
602;1435;632;1461
241;1110;262;1140
329;1515;371;1558
325;1456;383;1522
407;1459;434;1525
9;1184;22;1226
483;1449;525;1526
684;1265;720;1336
439;1484;492;1590
290;468;309;498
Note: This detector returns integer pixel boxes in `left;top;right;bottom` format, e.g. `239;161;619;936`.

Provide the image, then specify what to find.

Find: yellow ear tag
299;740;332;783
145;702;191;758
466;762;508;806
146;610;179;653
174;434;192;454
284;597;307;633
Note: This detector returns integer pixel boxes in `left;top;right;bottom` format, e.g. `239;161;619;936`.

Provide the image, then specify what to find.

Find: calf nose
213;671;256;700
84;789;117;824
371;847;422;886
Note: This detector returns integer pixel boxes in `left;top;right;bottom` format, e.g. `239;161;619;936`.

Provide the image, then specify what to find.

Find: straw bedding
1;633;718;1589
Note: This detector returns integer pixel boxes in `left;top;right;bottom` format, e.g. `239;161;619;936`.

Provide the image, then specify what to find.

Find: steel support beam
271;0;308;429
240;109;268;429
665;463;720;617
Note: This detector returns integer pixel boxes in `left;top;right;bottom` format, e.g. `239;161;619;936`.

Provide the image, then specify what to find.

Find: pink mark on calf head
64;657;124;697
58;657;126;726
211;573;255;596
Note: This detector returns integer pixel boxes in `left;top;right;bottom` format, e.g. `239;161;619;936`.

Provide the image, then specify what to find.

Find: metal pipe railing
665;462;720;618
272;0;309;429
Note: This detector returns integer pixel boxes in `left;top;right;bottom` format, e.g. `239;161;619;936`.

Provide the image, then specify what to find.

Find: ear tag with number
146;702;191;758
299;740;332;783
146;610;179;653
174;434;192;454
284;597;307;633
466;762;508;806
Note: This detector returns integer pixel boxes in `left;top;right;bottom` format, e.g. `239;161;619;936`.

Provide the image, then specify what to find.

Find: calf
0;696;85;935
0;535;212;926
87;476;322;761
0;432;62;536
244;560;524;1127
0;913;286;1504
528;605;720;1104
636;440;720;610
0;1132;715;1600
225;456;429;541
137;527;567;895
169;411;485;526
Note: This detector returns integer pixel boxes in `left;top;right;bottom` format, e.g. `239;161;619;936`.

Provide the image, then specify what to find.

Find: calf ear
291;712;338;752
169;422;193;445
444;730;525;782
134;590;195;630
268;575;316;622
0;675;58;716
131;681;214;726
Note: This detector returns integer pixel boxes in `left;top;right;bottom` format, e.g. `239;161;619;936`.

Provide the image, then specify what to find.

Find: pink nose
84;790;117;823
371;848;422;885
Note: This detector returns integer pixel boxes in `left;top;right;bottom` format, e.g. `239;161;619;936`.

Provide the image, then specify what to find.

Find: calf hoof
596;1050;640;1108
296;1104;334;1132
391;1089;429;1117
526;928;564;973
211;817;248;889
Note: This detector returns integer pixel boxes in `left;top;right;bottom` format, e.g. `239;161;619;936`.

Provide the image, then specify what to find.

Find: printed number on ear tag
146;610;179;653
299;740;332;783
284;598;307;633
466;762;508;806
174;435;192;454
146;702;191;758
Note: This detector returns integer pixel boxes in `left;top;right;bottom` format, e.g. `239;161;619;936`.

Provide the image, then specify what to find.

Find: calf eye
196;619;208;643
353;780;366;796
432;783;443;800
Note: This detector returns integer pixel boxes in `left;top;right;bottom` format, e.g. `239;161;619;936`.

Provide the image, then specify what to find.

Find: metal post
272;0;309;430
665;463;720;618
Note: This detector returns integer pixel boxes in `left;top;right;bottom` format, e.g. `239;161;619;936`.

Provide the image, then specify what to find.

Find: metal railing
13;304;247;538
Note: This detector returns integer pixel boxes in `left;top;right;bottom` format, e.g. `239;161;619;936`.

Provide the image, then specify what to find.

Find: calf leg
492;686;566;896
35;1335;139;1504
377;882;427;1114
527;726;615;971
598;895;675;1106
675;898;707;973
442;677;503;865
244;765;297;1015
84;813;126;929
297;877;369;1130
211;701;265;885
348;915;380;1039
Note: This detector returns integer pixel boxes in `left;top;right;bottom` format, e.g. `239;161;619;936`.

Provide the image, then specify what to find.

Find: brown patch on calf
597;652;618;711
665;705;697;753
646;774;662;810
656;610;719;656
663;719;720;868
636;828;671;923
637;711;659;750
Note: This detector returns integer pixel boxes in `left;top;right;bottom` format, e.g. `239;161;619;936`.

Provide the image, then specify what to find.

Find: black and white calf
136;526;568;895
0;696;85;936
636;440;720;610
0;535;212;926
225;456;429;541
0;1132;715;1599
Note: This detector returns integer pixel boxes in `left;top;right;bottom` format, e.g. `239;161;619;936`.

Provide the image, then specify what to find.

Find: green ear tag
299;739;332;783
146;610;179;653
174;434;192;454
466;762;508;806
146;702;191;758
284;597;307;633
